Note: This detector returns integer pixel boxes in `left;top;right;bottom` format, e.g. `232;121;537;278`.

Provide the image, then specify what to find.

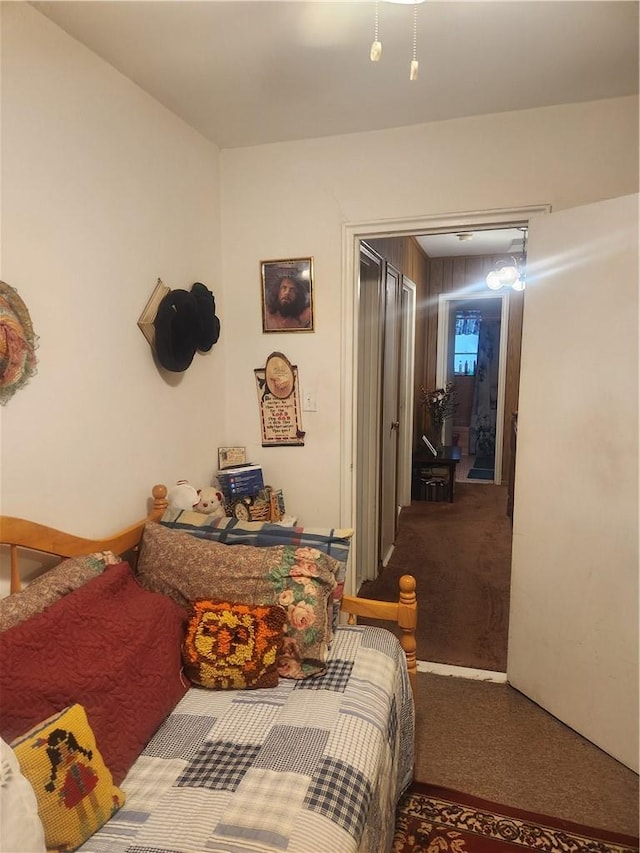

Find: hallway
359;482;512;671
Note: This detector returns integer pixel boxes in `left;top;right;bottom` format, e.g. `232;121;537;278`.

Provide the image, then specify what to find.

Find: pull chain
410;0;419;80
370;1;382;61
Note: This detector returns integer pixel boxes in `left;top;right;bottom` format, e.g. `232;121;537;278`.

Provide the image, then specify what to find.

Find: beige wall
0;4;225;549
220;96;638;524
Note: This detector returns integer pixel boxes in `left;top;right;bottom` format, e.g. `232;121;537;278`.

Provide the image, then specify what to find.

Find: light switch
303;389;317;411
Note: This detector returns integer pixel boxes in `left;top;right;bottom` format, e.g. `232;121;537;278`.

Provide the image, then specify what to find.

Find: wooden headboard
0;484;417;690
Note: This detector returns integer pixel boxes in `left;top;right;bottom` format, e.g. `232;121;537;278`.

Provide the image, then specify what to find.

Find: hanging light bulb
409;0;419;79
370;1;382;61
486;270;503;290
485;228;528;291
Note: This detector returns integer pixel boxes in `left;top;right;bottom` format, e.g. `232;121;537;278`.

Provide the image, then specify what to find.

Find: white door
508;193;639;770
379;264;402;566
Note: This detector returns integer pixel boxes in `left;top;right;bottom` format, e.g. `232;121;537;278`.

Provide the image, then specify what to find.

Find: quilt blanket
80;626;414;853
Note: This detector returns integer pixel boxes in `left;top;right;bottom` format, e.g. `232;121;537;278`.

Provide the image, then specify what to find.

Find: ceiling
418;227;529;258
32;1;639;152
28;1;638;258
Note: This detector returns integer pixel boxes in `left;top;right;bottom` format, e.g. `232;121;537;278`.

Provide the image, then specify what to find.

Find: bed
0;485;417;853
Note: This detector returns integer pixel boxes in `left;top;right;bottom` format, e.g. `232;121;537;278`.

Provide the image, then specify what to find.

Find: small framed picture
218;446;247;470
261;257;314;333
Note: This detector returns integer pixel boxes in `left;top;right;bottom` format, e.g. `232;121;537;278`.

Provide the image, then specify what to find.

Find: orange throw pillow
182;600;286;690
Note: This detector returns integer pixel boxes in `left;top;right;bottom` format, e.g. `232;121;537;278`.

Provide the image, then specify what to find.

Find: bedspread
80;625;414;853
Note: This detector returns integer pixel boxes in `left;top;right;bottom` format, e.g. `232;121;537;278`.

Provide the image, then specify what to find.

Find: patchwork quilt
79;626;414;853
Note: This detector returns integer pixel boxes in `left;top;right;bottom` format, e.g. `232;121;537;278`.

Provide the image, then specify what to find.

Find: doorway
436;292;510;485
346;207;545;592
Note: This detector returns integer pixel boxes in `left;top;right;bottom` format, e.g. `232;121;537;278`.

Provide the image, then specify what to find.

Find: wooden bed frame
1;484;418;690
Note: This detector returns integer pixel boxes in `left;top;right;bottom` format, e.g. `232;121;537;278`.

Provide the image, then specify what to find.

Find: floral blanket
79;626;414;853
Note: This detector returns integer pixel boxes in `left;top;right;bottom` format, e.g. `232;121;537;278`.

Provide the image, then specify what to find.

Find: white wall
0;4;225;551
220;96;638;525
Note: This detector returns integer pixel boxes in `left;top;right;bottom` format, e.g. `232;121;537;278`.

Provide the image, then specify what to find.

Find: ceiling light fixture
370;0;424;80
486;229;528;292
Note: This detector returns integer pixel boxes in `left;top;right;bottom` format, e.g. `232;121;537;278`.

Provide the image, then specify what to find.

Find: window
454;310;480;376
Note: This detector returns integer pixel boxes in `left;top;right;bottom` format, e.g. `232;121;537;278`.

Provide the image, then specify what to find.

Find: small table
412;446;462;503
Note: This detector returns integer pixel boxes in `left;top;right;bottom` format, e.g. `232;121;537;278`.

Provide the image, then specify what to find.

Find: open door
508;193;639;770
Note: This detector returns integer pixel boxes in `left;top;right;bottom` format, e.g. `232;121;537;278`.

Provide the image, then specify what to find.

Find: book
421;434;438;457
216;464;264;500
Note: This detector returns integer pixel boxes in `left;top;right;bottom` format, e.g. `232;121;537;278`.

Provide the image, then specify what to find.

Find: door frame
436;290;510;485
398;276;417;506
340;205;550;596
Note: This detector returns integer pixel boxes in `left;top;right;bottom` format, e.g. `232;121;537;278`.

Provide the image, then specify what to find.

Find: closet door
355;245;384;585
379;263;402;567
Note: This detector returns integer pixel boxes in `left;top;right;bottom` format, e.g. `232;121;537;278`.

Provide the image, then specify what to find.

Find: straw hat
0;282;38;405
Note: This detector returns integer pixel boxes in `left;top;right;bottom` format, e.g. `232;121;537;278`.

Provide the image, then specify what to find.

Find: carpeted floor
392;782;639;853
413;671;640;837
359;483;512;671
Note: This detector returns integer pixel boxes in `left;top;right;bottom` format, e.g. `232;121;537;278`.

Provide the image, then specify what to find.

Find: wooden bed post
397;574;418;695
150;484;168;521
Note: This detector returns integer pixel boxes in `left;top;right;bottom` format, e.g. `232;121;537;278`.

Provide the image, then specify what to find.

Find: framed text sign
254;352;305;447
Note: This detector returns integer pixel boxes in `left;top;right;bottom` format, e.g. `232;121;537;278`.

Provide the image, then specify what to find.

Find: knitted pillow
182;600;287;690
12;704;124;853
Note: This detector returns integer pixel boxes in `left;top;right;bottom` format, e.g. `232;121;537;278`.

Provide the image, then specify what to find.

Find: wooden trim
342;573;418;693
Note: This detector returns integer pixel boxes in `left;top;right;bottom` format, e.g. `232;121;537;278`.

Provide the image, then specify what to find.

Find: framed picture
218;446;247;470
261;257;314;333
254;352;305;447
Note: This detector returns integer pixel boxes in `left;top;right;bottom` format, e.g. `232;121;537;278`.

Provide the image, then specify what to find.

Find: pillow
182;599;287;690
12;704;124;853
0;736;46;853
137;522;338;679
161;510;353;629
0;562;188;785
0;552;121;632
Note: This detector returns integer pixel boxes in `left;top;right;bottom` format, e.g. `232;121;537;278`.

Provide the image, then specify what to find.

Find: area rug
468;454;495;480
393;782;639;853
468;467;494;480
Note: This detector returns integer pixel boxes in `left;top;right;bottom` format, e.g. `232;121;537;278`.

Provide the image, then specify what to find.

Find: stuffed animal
167;480;199;513
194;487;226;517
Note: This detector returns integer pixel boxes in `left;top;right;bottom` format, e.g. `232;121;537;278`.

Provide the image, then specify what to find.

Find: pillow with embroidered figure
11;704;125;853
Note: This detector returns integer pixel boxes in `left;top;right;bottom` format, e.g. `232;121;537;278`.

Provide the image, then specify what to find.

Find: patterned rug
393;782;639;853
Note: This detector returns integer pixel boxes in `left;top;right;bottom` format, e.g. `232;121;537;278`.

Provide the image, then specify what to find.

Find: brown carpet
413;672;640;837
359;483;512;671
393;781;639;853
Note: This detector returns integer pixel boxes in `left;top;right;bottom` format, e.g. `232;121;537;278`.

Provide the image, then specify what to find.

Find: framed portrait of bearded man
260;257;314;333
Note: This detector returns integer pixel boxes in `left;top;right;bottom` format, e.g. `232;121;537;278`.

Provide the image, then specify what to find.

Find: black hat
153;289;199;372
191;282;220;351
